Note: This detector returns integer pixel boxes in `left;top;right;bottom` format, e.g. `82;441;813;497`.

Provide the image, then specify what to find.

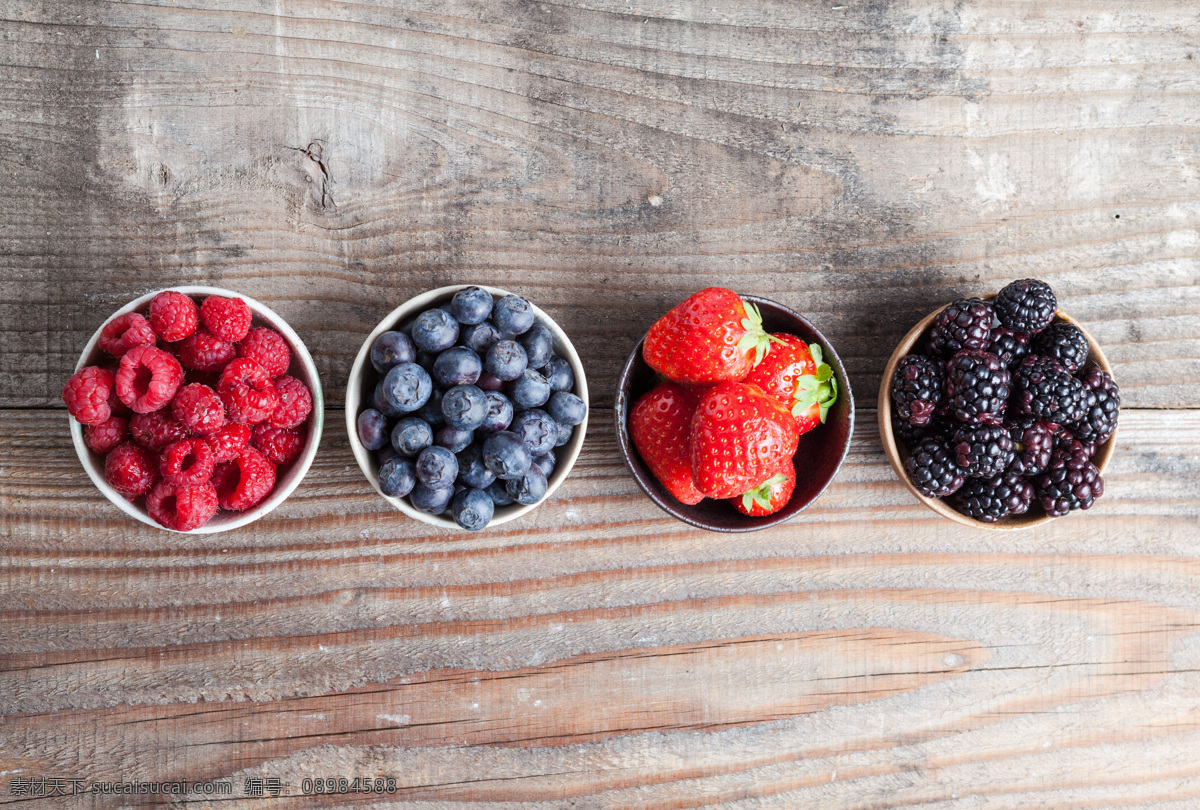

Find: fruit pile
629;288;838;516
890;279;1119;522
355;287;587;532
62;292;314;531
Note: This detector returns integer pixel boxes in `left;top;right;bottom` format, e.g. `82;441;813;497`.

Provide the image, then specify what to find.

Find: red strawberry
630;381;707;506
688;382;799;499
743;333;838;435
643;288;780;384
730;465;796;516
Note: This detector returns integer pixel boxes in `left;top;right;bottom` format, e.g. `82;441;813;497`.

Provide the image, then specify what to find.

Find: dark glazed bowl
615;295;854;532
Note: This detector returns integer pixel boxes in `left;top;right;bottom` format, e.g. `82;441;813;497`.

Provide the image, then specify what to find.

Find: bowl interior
616;296;854;532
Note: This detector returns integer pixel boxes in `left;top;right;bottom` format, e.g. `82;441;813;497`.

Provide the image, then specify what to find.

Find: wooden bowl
615;295;854;532
878;294;1116;529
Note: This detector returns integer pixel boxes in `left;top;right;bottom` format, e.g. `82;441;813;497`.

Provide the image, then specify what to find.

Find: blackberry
891;354;945;426
1072;367;1120;447
945;350;1010;424
1013;354;1063;391
986;327;1031;369
929;297;997;357
1037;446;1103;517
955;468;1035;522
903;438;967;498
1014;364;1087;426
1005;416;1058;476
994;279;1057;334
1052;429;1093;467
1032;322;1089;373
893;416;950;450
952;423;1016;479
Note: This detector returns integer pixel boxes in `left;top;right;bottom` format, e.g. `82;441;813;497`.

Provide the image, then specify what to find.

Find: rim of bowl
877;293;1116;530
345;285;589;530
69;286;325;534
614;294;855;532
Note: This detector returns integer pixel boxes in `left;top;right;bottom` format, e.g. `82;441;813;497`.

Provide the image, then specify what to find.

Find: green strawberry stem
791;342;838;423
741;473;788;512
737;300;784;367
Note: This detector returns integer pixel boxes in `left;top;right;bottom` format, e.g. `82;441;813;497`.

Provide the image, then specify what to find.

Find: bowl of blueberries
347;285;589;531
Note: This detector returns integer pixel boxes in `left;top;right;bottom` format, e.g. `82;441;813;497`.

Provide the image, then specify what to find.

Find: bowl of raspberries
347;285;589;532
616;287;854;532
62;287;323;533
880;278;1118;527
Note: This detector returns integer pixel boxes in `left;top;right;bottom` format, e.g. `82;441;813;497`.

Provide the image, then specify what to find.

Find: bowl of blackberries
879;279;1119;528
347;285;589;532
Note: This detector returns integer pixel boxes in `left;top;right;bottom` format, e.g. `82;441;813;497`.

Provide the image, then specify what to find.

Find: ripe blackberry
893;416;950;450
945;350;1010;424
1037;452;1103;517
952;423;1015;478
890;354;944;426
955;468;1034;523
1072;367;1120;447
903;438;967;498
929;298;997;357
1032;322;1088;373
1014;364;1087;426
994;279;1057;334
1005;416;1058;476
1013;354;1063;391
986;327;1031;369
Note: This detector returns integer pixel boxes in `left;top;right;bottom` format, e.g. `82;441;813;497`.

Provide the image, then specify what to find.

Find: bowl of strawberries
616;288;854;531
62;287;323;533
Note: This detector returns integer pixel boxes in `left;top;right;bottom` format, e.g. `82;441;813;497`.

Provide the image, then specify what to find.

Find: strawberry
743;333;837;435
730;465;796;516
688;382;800;499
630;381;707;506
643;288;780;384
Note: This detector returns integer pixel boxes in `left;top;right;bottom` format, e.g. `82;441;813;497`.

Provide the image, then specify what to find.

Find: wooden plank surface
1;0;1199;806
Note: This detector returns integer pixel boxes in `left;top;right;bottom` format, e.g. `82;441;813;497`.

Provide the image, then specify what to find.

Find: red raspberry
208;423;252;463
160;438;215;487
63;366;115;425
130;410;189;451
147;480;218;531
98;312;156;358
106;384;130;417
200;295;252;342
213;447;276;511
116;345;184;413
148;291;199;342
178;329;236;373
104;442;160;499
252;423;305;466
237;327;291;377
269;375;313;428
171;383;225;435
85;415;129;454
217;358;279;424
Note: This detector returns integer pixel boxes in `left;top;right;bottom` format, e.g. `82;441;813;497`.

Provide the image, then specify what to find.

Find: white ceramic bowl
346;285;589;530
69;286;325;534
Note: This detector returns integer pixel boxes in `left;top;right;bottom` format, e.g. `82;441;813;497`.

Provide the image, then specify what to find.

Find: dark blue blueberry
477;372;504;392
397;319;415;337
480;391;513;434
377;443;399;464
378;457;416;499
450;286;494;325
449;487;494;531
493;294;534;336
416;349;439;369
370;331;417;374
373;381;401;417
532;453;556;478
436;425;474;453
508;369;551;410
410;482;453;515
486;479;515;506
482;430;532;481
415;445;459;489
391;417;433;457
510;408;558;456
460;321;503;354
456;444;497;489
505;465;548;506
543;355;574;392
411;308;459;353
554;422;573;447
485;340;528;382
518;325;554;369
433;346;482;387
380;362;432;414
441;384;488;431
416;387;445;427
357;408;388;450
547;391;587;426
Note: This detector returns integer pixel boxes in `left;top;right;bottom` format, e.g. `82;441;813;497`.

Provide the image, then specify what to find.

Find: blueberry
543;355;574;392
482;430;532;481
480;391;514;433
493;294;534;336
546;391;587;426
370;331;417;374
380;362;433;414
532;453;556;478
411;309;459;352
436;425;473;453
485;340;528;382
373;381;402;417
510;408;558;456
449;487;494;531
357;408;388;450
518;325;554;369
505;465;548;506
378;457;416;498
477;372;505;392
433;346;482;387
554;422;573;447
416;349;439;369
508;369;551;410
456;444;497;489
460;321;503;354
416;387;445;427
391;416;433;457
450;286;494;325
486;479;515;506
410;482;453;515
441;384;488;431
415;445;459;489
377;443;399;464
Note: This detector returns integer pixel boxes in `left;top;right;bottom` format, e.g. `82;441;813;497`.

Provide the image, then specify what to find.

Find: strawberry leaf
790;341;838;422
740;472;788;512
738;301;784;367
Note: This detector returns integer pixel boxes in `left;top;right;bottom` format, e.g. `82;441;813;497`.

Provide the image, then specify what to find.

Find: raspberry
171;383;225;435
930;298;996;356
213;447;276;511
890;355;944;427
84;415;129;454
199;295;252;342
237;327;291;377
160;438;215;487
130;410;189;451
98;312;156;358
252;423;304;466
104;442;160;499
63;366;115;425
178;329;236;373
148;291;199;342
208;423;252;463
116;345;184;413
176;482;219;530
146;480;181;530
268;375;313;428
106;384;130;417
945;350;1010;425
218;358;279;424
994;279;1057;334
